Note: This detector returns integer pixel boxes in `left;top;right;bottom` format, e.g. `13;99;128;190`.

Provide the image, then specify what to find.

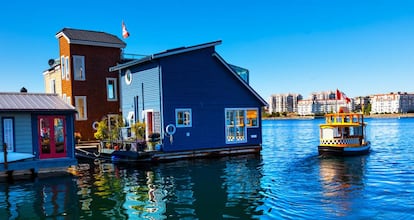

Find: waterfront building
371;92;414;114
0;92;77;175
353;96;370;112
268;93;302;114
43;28;126;140
297;90;353;116
109;40;267;152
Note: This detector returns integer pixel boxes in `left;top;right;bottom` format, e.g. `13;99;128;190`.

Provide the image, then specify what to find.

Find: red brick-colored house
43;28;126;140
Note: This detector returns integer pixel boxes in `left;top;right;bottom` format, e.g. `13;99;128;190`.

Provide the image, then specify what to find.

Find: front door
38;116;66;159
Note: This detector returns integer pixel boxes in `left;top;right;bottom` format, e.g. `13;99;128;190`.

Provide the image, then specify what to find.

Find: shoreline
263;113;414;120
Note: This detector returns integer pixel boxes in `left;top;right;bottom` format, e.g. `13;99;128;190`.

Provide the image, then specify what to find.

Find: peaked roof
56;28;126;48
0;93;76;112
110;40;268;107
110;40;222;71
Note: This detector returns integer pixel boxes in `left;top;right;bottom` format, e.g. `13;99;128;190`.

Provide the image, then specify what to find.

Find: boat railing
324;113;364;124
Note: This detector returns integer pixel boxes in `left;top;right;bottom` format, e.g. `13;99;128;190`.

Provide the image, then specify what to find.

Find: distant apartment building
297;90;353;116
268;93;302;114
353;96;370;112
371;92;414;114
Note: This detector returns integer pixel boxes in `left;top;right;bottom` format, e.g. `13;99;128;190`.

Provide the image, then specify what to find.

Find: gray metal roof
0;93;76;112
56;28;126;48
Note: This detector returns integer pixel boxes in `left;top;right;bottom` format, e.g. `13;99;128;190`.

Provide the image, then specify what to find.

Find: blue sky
1;1;413;100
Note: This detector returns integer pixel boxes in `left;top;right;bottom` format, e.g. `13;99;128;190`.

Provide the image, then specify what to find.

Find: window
75;96;87;120
65;56;70;79
246;109;259;127
60;56;70;80
73;55;85;80
50;79;56;94
125;69;132;85
225;109;246;143
61;56;66;79
106;78;118;101
176;108;192;127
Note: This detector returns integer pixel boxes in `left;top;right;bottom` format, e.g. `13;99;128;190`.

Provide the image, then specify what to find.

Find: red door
38;116;66;159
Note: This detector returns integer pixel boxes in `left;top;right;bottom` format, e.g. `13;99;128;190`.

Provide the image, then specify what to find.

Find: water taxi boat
318;108;370;156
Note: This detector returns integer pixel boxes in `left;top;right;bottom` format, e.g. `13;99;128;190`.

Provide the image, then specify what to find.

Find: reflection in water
71;154;264;219
0;174;79;219
3;119;414;219
319;156;366;217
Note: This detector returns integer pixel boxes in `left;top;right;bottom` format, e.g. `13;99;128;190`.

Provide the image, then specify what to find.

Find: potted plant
74;132;82;144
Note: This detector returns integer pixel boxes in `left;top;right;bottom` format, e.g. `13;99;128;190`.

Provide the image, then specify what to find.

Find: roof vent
20;87;27;93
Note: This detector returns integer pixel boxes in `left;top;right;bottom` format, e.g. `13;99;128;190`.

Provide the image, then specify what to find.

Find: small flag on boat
122;21;130;39
336;89;351;103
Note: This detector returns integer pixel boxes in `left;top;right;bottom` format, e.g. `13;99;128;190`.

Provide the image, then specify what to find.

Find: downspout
158;64;164;147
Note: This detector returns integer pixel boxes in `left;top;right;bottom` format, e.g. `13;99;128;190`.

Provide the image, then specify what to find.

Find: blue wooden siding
120;64;161;125
0;113;33;154
159;47;263;152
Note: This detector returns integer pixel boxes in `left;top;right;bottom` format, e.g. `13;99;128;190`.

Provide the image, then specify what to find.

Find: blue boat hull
318;143;370;156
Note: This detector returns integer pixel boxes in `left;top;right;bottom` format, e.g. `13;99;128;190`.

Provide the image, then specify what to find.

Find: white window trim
73;55;85;81
175;108;192;128
106;78;118;101
75;96;88;121
67;96;71;105
65;56;70;80
61;56;66;79
50;79;56;94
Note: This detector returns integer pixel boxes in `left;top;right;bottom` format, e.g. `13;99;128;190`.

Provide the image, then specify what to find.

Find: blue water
1;118;414;219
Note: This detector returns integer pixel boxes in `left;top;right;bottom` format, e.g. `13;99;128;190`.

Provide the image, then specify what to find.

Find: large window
176;108;192;127
106;78;118;101
73;55;85;80
75;96;87;120
225;108;259;144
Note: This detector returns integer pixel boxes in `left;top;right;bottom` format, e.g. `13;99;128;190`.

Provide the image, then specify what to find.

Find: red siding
58;38;121;140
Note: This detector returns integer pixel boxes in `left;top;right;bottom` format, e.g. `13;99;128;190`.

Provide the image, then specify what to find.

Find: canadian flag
336;89;351;103
122;21;130;39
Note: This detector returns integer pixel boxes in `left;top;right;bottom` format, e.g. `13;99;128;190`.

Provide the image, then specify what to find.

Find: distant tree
363;103;371;115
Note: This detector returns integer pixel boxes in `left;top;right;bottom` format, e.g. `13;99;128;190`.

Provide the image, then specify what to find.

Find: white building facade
268;93;302;114
371;92;414;114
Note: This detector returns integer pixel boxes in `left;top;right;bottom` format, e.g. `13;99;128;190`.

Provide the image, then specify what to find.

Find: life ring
165;124;176;136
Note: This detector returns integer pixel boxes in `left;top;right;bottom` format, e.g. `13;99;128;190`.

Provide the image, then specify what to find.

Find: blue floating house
110;40;267;156
0;92;77;177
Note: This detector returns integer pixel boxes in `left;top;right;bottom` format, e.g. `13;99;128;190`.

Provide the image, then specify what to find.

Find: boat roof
0;92;76;112
56;28;126;48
